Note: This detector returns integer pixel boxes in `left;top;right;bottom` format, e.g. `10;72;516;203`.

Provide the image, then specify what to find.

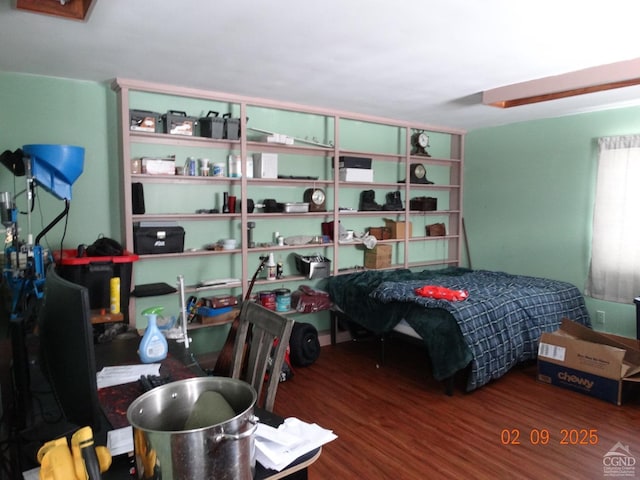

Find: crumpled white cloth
255;417;337;471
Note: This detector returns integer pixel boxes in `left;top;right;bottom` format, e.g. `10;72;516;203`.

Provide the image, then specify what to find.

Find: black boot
359;190;382;211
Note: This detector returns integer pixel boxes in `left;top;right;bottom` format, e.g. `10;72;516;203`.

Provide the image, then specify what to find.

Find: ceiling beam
483;57;640;108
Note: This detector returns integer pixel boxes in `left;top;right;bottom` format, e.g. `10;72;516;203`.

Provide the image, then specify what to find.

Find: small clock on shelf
408;163;434;184
303;188;326;212
411;130;431;156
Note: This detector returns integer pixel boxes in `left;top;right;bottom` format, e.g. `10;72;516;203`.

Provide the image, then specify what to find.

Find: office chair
230;301;294;412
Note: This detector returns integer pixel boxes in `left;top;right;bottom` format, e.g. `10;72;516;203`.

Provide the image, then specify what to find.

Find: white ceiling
2;0;640;131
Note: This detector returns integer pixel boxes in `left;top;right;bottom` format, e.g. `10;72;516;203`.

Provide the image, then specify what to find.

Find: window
586;135;640;303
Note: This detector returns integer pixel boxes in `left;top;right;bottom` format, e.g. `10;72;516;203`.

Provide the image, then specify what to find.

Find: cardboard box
338;167;373;182
199;307;239;326
139;157;176;175
384;219;413;239
537;318;640;405
364;244;391;269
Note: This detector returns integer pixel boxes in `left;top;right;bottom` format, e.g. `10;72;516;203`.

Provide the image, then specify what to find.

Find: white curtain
586;135;640;303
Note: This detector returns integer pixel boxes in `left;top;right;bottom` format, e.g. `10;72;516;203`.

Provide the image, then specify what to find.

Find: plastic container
266;253;277;281
275;288;291;312
55;249;139;323
198;111;224;139
139;306;168;363
110;277;120;314
212;162;225;177
22;144;84;200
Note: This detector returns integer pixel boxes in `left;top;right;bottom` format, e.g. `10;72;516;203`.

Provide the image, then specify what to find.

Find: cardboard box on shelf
199;307;239;326
383;219;412;239
537;318;640;405
364;244;392;269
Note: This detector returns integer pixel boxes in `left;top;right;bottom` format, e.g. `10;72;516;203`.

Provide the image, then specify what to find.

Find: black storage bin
223;113;241;140
294;254;331;279
199;111;225;139
133;224;185;254
332;156;372;169
55;249;139;323
129;109;160;133
162;110;197;136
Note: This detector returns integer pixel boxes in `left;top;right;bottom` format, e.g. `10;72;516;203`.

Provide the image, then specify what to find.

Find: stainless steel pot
127;377;258;480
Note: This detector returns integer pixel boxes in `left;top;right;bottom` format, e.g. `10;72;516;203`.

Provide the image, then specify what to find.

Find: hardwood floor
273;337;640;480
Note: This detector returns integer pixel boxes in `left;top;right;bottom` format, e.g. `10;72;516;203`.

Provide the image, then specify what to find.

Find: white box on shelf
338;167;373;182
140;157;176;175
253;153;278;179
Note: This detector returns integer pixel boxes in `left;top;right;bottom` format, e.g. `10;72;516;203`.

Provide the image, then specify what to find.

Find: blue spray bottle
138;306;168;363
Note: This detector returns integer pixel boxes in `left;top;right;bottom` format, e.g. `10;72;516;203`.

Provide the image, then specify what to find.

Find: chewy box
133;224;185;254
537;318;640;405
364;244;392;269
56;249;139;323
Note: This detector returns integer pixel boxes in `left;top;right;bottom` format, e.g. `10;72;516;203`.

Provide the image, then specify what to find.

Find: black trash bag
289;322;320;367
85;236;124;257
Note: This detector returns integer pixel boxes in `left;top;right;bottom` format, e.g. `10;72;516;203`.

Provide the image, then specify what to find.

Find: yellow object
134;428;158;479
37;426;112;480
110;277;121;314
37;438;74;480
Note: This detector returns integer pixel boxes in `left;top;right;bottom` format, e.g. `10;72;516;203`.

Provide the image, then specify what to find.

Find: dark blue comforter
327;268;591;391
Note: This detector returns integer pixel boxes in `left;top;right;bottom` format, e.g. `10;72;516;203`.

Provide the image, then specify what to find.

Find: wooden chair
230;301;294;412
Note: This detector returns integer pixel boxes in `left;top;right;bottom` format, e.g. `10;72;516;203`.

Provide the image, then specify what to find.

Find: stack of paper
96;364;161;389
255;417;337;471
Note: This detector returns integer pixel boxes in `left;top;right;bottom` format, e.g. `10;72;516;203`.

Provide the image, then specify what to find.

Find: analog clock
409;163;434;184
303;188;326;212
411;131;431;156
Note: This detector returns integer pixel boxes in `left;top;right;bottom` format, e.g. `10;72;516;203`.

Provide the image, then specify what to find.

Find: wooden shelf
113;78;464;325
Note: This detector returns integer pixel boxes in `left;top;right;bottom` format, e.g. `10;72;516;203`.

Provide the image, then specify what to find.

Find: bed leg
378;334;386;366
444;376;454;396
330;310;337;346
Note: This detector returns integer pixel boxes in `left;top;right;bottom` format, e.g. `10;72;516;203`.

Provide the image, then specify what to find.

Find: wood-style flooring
273;337;640;480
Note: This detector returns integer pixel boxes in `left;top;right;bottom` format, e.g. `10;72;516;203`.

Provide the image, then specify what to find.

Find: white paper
96;364;161;389
22;467;39;480
107;426;135;456
255;417;337;471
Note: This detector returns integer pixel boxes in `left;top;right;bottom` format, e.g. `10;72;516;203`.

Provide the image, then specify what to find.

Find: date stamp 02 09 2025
500;428;600;446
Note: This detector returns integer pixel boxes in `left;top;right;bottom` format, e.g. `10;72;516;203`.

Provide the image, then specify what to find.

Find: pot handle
213;415;259;443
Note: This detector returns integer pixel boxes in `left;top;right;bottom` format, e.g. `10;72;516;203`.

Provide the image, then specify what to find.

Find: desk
94;336;319;479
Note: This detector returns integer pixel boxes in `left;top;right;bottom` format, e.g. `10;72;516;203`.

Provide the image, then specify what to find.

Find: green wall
465;106;640;338
2;71;637;343
0;72;120;247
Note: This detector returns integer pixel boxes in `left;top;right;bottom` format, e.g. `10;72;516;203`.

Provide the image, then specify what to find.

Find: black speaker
132;182;145;214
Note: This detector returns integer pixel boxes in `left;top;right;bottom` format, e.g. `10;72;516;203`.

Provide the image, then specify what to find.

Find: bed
325;267;591;393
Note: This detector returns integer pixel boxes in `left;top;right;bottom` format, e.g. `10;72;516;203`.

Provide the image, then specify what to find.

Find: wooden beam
483;57;640;108
16;0;94;21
